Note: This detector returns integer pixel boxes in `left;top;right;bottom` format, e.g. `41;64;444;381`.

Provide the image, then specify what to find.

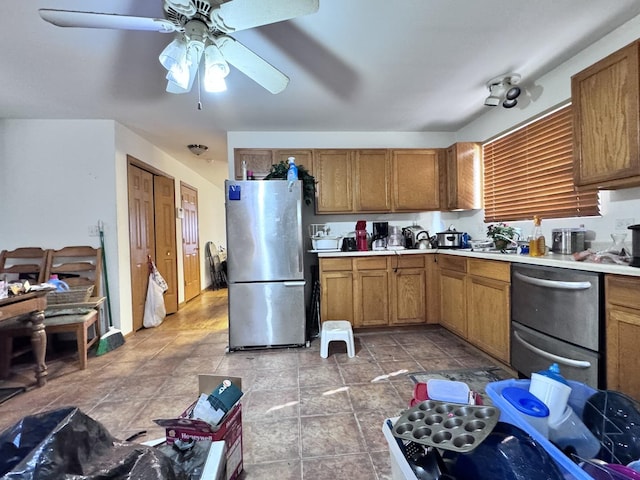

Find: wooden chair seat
0;309;100;378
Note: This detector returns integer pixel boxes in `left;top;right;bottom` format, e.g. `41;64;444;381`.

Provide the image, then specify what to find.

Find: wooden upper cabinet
391;149;441;211
233;149;274;179
354;149;392;212
443;143;483;210
274;150;314;176
572;40;640;189
313;149;354;213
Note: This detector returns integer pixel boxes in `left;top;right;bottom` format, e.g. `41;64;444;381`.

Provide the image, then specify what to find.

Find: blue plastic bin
486;378;597;480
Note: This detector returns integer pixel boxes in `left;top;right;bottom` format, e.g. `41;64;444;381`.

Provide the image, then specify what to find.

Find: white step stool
320;320;355;358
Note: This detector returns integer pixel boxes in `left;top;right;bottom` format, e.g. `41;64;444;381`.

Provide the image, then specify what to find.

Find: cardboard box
154;375;243;480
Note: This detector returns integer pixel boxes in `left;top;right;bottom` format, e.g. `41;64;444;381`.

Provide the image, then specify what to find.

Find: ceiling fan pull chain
196;66;203;110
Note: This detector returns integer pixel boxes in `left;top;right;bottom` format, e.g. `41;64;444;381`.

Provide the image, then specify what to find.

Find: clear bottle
287;156;298;182
529;215;546;257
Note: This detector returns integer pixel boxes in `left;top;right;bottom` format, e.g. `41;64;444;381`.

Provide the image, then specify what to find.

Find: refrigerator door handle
284;281;306;287
297;196;304;274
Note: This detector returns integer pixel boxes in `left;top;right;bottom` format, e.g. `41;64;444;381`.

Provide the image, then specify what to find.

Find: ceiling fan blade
38;9;178;33
217;36;289;94
211;0;319;33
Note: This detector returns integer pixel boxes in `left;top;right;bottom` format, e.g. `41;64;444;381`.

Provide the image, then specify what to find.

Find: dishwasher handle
513;271;592;290
513;330;592;369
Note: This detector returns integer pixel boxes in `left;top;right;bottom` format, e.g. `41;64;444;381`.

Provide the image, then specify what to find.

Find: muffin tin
392;399;500;453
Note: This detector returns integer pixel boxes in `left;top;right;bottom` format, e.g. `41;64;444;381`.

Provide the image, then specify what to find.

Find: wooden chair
0;247;50;284
0;246;104;378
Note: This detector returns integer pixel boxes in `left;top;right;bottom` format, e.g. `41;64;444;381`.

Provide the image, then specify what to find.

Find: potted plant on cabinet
487;223;518;251
264;160;317;206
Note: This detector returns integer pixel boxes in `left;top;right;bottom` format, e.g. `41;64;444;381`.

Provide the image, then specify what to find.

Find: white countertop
314;248;640;277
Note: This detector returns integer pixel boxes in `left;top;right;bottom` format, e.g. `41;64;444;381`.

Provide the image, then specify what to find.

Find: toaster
402;225;429;249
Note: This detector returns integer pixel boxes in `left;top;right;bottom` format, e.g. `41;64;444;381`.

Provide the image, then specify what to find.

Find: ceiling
3;1;640;185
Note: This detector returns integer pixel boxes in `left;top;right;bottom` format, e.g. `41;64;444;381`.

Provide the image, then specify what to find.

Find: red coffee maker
355;220;368;251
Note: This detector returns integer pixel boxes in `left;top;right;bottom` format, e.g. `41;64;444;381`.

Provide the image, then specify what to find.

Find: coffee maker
372;222;389;250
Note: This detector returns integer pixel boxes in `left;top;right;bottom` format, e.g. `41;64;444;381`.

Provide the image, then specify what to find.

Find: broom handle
99;221;114;328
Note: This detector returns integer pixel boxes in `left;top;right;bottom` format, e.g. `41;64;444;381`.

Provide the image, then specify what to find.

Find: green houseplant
264;160;317;205
487;223;518;251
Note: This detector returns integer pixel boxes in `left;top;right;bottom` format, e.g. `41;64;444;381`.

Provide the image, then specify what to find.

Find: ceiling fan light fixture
187;144;209;156
204;44;230;92
159;36;187;71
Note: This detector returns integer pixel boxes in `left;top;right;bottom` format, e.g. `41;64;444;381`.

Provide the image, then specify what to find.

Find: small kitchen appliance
402;225;427;248
371;222;388;250
629;224;640;267
355;220;368;251
386;226;404;249
551;228;585;254
436;226;466;248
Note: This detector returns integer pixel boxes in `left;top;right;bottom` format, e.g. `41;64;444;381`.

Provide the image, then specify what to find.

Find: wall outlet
614;218;635;231
88;225;100;237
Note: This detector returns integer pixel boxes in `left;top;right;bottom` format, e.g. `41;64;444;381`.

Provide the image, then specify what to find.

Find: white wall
0;119;224;335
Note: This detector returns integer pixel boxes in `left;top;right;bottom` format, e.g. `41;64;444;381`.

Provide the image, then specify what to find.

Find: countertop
313;248;640;277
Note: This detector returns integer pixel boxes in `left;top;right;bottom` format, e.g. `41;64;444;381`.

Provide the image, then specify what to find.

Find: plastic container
529;364;572;424
548;405;601;460
287;156;298;181
383;417;419;480
487;378;598;480
502;387;550;438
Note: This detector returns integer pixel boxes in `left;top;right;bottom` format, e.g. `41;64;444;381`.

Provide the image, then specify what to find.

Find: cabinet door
354;149;392;212
320;271;354;323
467;275;510;362
233;149;274;179
439;269;467;338
606;275;640;399
443;143;482;210
572;41;640;188
354;269;390;327
391;268;427;325
313;149;353;213
274;150;314;176
391;149;441;211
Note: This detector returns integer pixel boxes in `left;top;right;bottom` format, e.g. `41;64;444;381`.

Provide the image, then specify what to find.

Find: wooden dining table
0;291;48;387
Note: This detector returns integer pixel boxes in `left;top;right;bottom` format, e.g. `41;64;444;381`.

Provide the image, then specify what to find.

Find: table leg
30;309;47;387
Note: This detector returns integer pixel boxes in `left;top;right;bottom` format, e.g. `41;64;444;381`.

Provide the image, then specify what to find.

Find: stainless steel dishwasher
510;263;604;388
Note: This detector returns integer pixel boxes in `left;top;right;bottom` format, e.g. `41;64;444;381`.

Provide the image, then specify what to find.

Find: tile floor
0;289;508;479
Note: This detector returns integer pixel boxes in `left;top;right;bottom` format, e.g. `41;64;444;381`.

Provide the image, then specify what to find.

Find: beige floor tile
300;413;366;457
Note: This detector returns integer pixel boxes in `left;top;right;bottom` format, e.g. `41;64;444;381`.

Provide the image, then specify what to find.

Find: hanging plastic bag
143;259;168;328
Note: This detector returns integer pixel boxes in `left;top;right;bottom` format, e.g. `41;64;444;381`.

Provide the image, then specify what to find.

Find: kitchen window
483;104;600;222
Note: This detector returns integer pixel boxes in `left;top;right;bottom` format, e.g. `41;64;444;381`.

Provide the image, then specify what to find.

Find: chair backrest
44;246;102;295
0;247;50;283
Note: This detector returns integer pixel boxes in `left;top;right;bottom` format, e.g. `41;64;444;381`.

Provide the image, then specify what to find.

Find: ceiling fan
38;0;319;94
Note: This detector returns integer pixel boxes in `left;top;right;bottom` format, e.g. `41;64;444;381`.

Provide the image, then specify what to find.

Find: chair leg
77;325;88;370
0;336;13;379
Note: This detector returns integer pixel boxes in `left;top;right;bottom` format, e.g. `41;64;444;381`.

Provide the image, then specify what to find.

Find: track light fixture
485;74;522;108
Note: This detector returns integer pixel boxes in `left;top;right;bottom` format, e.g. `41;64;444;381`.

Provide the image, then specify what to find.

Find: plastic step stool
320;320;355;358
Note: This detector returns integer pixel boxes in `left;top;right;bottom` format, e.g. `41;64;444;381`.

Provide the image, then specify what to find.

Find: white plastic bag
143;262;168;328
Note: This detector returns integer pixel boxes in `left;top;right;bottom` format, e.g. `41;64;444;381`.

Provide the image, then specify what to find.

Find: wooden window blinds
483;104;600;222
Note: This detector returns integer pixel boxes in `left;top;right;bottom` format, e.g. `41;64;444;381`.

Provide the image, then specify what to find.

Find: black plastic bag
0;407;177;479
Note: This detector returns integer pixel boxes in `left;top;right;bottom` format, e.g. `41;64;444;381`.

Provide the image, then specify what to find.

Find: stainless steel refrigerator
225;179;307;350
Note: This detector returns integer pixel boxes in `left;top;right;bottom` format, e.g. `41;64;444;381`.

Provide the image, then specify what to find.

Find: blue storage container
486;378;597;480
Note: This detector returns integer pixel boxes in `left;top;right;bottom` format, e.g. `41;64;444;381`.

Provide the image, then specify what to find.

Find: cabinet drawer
354;257;388;270
468;258;510;282
607;275;640;310
394;255;426;269
437;255;467;273
320;258;352;272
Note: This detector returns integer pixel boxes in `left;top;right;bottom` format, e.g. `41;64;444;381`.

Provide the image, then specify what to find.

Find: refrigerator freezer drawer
229;281;306;350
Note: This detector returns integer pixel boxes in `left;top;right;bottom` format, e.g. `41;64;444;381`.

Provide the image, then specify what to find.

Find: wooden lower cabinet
319;255;429;327
606;275;640;400
319;258;354;324
391;255;427;325
439;268;467;338
467;259;511;363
